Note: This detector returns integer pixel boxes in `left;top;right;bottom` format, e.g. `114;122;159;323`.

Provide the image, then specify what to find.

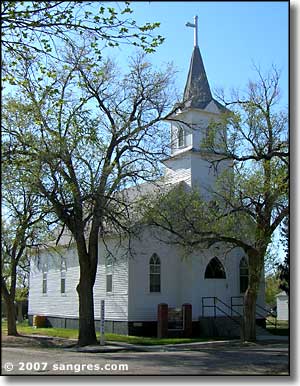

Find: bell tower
163;16;229;198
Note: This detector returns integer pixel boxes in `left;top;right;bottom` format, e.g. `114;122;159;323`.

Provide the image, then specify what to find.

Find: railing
201;296;279;338
201;297;243;327
256;302;277;329
230;296;277;329
231;296;244;317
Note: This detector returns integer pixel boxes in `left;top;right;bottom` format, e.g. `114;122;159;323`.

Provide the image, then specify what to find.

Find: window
60;259;67;294
178;127;185;148
42;272;47;294
106;274;112;293
149;254;161;292
204;257;226;279
61;270;66;294
106;256;113;293
239;257;249;293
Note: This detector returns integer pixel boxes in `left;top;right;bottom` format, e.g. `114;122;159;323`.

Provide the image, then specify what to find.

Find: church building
28;17;265;337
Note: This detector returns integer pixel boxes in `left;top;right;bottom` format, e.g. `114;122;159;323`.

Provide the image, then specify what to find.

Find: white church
28;17;265;337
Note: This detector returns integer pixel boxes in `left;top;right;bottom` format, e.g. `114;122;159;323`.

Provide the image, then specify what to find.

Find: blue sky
119;1;289;266
112;1;289;109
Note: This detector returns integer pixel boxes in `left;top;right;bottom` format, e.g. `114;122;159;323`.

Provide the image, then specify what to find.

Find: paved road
1;342;289;375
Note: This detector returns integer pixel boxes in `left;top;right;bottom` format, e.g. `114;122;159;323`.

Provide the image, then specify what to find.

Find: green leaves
2;1;165;86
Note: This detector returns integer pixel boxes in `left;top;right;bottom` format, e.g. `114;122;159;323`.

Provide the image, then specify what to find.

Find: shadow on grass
3;333;78;349
266;328;289;336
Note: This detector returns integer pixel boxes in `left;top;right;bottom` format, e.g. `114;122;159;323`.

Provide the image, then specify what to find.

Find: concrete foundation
28;315;266;338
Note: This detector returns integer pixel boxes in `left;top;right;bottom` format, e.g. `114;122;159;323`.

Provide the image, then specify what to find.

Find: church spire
183;16;213;109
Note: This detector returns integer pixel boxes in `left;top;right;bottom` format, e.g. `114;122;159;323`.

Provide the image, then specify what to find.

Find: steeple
182;15;213;110
183;44;213;109
163;15;230;193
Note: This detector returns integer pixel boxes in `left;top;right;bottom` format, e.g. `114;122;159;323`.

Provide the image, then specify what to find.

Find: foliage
1;1;164;85
4;49;176;243
265;274;281;306
276;216;289;295
3;47;176;345
1;143;49;334
1;1;169;346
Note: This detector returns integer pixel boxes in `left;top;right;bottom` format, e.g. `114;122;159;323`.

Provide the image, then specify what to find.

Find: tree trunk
5;297;18;336
72;224;99;347
76;278;97;346
17;302;24;323
243;288;257;341
243;249;265;342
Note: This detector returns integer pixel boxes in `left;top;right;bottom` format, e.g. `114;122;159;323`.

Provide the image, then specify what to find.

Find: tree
4;48;176;346
277;216;289;295
1;1;164;78
1;153;47;335
141;67;288;341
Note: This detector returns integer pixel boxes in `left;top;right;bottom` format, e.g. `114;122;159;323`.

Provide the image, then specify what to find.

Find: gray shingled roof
183;45;213;109
182;46;228;113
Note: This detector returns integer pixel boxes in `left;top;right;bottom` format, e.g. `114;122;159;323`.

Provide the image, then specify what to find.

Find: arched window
204;257;226;279
178;127;185;148
149;254;161;292
239;257;249;293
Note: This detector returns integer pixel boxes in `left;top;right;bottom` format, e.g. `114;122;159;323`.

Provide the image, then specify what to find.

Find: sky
110;1;289;109
3;1;289;268
109;1;288;266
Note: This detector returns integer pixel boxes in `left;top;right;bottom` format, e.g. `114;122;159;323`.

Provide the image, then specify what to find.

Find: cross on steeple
185;15;198;47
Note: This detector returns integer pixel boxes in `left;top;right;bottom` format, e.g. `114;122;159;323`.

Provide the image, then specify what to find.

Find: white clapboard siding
93;254;129;320
29;240;129;321
276;292;288;321
128;228;181;321
28;266;80;318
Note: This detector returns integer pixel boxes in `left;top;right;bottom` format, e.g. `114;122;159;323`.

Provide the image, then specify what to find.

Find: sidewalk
66;338;241;353
69;335;289;353
2;332;288;353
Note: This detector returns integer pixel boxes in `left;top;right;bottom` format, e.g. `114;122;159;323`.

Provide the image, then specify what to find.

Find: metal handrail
202;297;243;324
214;305;242;326
201;296;278;336
215;297;243;318
202;296;277;327
230;296;277;328
255;303;277;328
230;296;244;317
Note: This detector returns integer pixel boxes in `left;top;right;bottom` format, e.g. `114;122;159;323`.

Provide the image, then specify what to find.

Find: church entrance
202;257;230;317
202;280;230;317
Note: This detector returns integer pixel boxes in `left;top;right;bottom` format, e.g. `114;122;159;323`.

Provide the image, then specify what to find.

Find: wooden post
182;303;192;337
157;303;168;338
100;300;105;346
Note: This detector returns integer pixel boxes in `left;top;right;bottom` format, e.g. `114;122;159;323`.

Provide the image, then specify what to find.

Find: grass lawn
1;320;220;345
